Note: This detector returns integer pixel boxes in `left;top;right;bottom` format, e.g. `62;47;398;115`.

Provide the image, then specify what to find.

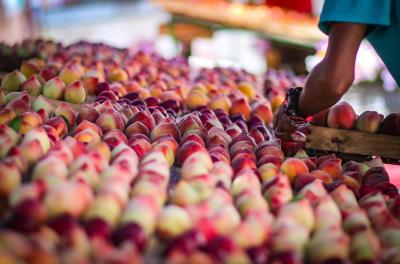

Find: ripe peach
157;205;193;239
1;70;26;92
178;114;202;135
231;170;261;197
5;93;30;116
21;74;42;96
181;152;213;179
280;158;309;182
186;90;209;110
95;109;125;134
150;123;180;142
327;102;356;130
77;105;100;124
318;158;343;180
0;109;15;125
258;163;279;184
20;60;40;78
45;116;68;138
238;82;256;100
251;101;273;125
64;80;87;104
22;127;51;153
355;111;383;133
129;111;155;132
208;93;232;113
9;140;44;166
311;109;330;127
32;156;68;182
380;113;400;136
0;161;21;198
84;194;122;226
256;145;284;161
0;89;6;107
54;102;76;128
59;60;85;85
42;77;66;100
82;70;103;95
18;112;43;135
263;173;293;211
310;170;333;184
230;98;251;121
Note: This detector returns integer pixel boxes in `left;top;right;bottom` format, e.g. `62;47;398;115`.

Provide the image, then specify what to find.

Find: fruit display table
0;39;399;263
153;0;326;72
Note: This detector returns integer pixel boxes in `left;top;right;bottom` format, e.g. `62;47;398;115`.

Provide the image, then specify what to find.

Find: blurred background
0;0;399;115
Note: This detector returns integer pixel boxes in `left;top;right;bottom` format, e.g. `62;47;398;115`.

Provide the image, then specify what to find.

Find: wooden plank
306;126;400;161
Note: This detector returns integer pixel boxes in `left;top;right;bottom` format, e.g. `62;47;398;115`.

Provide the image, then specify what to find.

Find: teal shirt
319;0;400;85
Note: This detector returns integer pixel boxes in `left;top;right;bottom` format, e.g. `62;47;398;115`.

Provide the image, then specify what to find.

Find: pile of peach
0;40;399;263
312;101;400;136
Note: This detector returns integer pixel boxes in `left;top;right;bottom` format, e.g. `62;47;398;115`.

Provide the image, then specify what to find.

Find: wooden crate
306;126;400;163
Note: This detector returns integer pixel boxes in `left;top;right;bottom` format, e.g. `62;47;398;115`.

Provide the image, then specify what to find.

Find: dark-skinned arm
297;22;367;117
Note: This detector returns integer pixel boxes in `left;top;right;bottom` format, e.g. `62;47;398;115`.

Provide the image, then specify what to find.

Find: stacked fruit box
0;40;399;264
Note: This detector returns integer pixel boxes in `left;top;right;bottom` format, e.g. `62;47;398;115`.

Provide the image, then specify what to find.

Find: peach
226;124;242;139
318;158;343;180
258;163;279;184
54;102;77;129
249;128;265;144
157;205;193;239
109;67;129;82
257;155;282;167
181;152;213;179
307;230;350;264
18;112;43;135
44;182;93;218
339;175;360;193
77;105;100;123
310;170;333;184
39;65;57;81
95;109;125;134
103;129;128;149
42;77;66;100
297;179;327;204
311;109;330;127
0;108;17;124
21;74;42;96
231;170;261;197
129;137;152;159
293;173;316;191
237;82;256;100
0;161;21;198
269;91;285;112
256;145;284;161
129;111;155;132
251;101;273;125
84;194;121;226
349;230;381;263
150;123;181;143
22;127;51;153
355;111;383;133
1;70;26;91
82;70;103;95
262;173;293;211
36;108;49;123
32;156;68;183
9;140;44;166
45;116;68;138
64;80;87;104
186;90;209;110
59;60;85;85
125;121;149;138
380;113;400;136
178;114;202;135
343;161;369;176
280;158;309;182
9;181;46;207
230;98;251;121
5;93;30;116
20;60;40;78
208;93;232;113
32;95;54;116
327;102;356;130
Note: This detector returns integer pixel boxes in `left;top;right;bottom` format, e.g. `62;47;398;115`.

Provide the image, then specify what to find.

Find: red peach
318;158;343;180
280;158;309;182
311;109;330;127
355;111;383;133
327;102;356;130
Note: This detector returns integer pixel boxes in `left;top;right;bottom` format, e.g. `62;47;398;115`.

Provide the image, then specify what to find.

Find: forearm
298;23;367;117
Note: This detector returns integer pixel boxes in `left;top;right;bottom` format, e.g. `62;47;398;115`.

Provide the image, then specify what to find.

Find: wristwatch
283;87;303;117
